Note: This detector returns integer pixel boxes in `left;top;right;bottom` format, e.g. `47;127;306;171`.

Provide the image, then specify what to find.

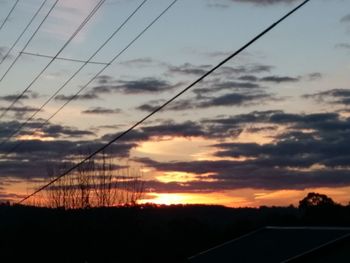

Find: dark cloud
120;58;157;67
230;0;299;5
335;43;350;50
194;80;261;95
307;72;322;81
303;89;350;106
167;63;272;77
260;75;300;83
55;93;99;101
82;107;122;115
89;77;181;96
136;103;161;113
0;137;136;179
3;108;350;195
101;121;207;143
0;46;7;60
0;121;95;140
138;158;350;192
0;91;39;102
134;111;350;192
238;75;259;82
167;63;212;76
137;87;273;112
198;92;272;108
207;0;300;8
0;106;42;119
340;14;350;23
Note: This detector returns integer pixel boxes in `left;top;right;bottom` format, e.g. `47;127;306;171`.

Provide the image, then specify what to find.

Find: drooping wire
0;0;149;151
0;0;20;32
0;0;106;120
18;0;310;204
0;0;49;67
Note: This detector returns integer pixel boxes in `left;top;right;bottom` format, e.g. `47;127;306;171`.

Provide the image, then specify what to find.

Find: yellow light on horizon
139;192;248;207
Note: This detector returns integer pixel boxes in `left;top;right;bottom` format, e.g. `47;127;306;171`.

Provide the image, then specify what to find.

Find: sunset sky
0;0;350;207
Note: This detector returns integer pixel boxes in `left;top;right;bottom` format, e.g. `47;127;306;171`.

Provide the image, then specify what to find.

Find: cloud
137;90;273;112
260;75;300;83
303;89;350;106
89;77;181;96
0;142;135;180
0;46;8;60
207;0;300;8
120;58;156;67
3;109;350;195
230;0;299;5
307;72;322;81
193;81;261;95
0;91;39;102
167;63;272;77
134;111;350;193
340;14;350;23
138;157;350;193
0;120;95;140
335;43;350;50
82;107;122;115
55;93;99;101
0;106;42;119
198;92;272;107
238;75;259;82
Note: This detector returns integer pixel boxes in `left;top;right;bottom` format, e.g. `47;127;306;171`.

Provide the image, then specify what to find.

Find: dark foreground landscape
1;193;350;263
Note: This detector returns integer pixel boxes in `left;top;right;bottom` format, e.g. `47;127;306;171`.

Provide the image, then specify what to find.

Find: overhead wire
20;51;109;65
0;0;106;120
0;0;49;67
0;0;149;152
0;0;20;32
0;0;59;83
18;0;310;204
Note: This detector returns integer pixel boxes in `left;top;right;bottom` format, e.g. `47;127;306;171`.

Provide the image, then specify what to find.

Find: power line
0;0;59;83
1;0;168;157
0;0;20;32
0;0;49;67
0;0;106;120
20;51;109;65
18;0;310;204
0;0;149;152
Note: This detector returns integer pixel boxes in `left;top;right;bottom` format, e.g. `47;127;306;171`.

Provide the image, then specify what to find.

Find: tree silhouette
299;192;336;210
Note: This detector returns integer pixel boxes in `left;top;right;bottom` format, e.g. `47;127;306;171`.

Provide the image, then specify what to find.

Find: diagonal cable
0;0;20;32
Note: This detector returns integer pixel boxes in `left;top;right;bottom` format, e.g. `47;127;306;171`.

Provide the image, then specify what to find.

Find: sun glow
139;192;249;206
17;132;55;141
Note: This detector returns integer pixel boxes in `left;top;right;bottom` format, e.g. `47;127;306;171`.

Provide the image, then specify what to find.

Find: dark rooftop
188;227;350;263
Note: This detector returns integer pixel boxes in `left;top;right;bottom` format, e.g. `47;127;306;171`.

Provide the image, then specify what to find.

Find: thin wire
0;0;49;67
0;0;59;83
0;0;20;32
20;51;109;65
0;0;106;120
18;0;310;204
0;0;148;151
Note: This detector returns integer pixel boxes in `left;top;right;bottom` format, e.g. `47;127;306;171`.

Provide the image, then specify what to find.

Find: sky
0;0;350;207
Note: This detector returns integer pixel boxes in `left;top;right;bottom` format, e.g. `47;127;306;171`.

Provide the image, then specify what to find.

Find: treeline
1;192;350;263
